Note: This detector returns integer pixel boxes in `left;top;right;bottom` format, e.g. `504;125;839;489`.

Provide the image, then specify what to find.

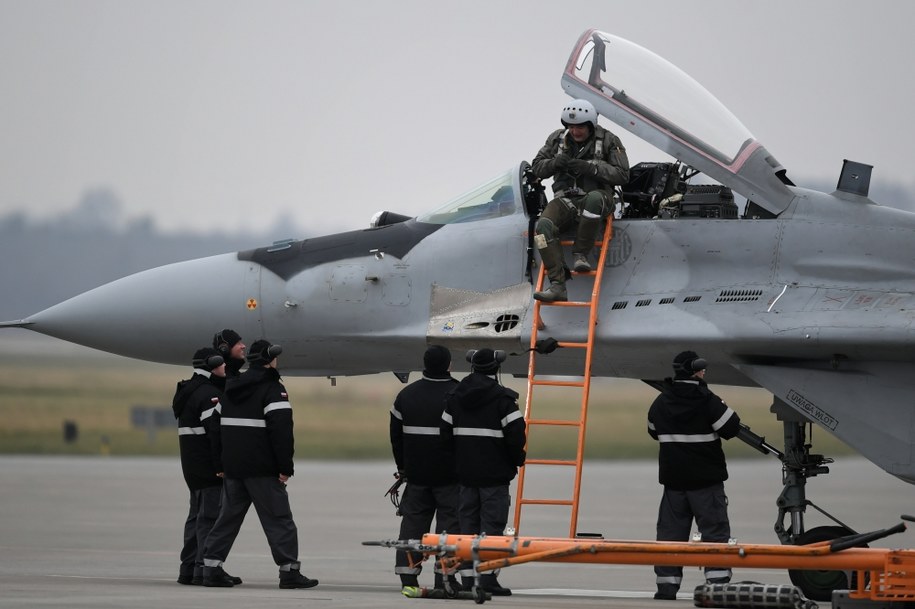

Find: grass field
0;334;854;461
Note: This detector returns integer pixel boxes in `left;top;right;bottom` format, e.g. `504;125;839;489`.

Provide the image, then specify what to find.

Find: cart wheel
473;585;487;604
788;525;867;601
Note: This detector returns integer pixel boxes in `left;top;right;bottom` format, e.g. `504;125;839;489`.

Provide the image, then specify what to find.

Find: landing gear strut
760;399;864;602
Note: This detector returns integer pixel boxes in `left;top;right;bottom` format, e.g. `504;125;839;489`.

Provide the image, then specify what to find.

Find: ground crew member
441;348;526;596
530;98;630;302
389;344;460;596
201;340;318;590
172;347;241;586
647;351;740;600
212;328;246;380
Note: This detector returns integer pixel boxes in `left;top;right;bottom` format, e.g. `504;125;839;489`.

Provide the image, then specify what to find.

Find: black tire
788;525;865;602
472;585;487;604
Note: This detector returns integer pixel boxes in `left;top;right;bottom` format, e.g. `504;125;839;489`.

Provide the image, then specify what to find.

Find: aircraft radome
4;29;915;590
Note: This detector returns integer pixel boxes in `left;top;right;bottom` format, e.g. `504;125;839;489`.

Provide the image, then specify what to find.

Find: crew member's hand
216;472;224;478
553;154;570;171
279;473;289;483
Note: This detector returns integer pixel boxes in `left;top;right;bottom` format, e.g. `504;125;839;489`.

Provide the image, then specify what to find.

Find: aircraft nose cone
24;253;259;364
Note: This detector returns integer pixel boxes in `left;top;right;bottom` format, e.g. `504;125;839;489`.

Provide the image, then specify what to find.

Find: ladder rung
530;379;584;388
557;341;588;349
524;458;578;466
527;418;581;427
546;300;591;307
519;498;574;506
559;239;610;247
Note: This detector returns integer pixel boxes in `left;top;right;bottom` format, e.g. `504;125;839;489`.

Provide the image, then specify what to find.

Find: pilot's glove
567;159;595;176
553;154;570;171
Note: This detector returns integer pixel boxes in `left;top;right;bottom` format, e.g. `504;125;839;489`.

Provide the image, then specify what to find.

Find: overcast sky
1;0;913;236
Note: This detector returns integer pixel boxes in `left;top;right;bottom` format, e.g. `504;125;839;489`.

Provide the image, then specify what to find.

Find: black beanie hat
192;347;224;372
467;348;505;375
672;350;706;379
247;339;282;366
423;345;451;374
213;329;242;356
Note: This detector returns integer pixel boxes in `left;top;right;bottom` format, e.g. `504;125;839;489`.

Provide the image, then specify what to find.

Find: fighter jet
2;28;913;577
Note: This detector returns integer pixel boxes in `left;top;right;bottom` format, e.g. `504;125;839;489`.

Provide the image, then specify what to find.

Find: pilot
172;348;240;586
212;329;246;381
530;99;630;302
201;340;319;590
647;351;740;600
441;348;526;596
389;345;460;597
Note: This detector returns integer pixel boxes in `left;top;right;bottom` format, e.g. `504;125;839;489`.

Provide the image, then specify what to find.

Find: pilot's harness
523;130;616;283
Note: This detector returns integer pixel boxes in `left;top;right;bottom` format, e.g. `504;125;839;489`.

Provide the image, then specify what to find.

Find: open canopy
561;30;795;216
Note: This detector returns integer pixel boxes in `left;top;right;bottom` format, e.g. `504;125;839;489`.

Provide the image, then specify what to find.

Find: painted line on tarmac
517;588;686;599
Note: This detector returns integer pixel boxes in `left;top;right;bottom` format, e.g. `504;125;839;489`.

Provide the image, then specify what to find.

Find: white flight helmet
561;99;598;129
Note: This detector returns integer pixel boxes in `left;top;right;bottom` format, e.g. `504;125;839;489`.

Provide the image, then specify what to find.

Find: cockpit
561;30;794;217
377;29;795;229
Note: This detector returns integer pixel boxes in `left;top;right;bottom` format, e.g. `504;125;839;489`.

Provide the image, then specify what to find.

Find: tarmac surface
1;455;912;609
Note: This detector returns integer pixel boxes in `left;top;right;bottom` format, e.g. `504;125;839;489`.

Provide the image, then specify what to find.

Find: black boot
279;568;319;589
202;566;237;587
654;584;679;600
176;572;195;585
480;573;512;596
223;569;242;585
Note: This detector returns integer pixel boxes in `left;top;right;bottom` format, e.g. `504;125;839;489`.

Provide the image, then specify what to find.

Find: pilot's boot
533;239;568;303
572;215;601;273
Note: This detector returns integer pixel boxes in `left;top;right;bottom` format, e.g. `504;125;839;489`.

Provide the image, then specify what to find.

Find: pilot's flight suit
531;124;629;292
647;377;741;599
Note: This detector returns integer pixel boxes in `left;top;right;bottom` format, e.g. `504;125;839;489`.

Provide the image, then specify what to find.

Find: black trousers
457;485;510;579
394;482;459;583
203;476;299;569
179;485;222;576
654;482;732;591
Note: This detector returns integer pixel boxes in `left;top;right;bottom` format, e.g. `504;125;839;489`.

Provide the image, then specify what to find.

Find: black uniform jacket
647;378;741;491
221;366;295;479
441;372;526;487
172;371;223;490
390;372;459;486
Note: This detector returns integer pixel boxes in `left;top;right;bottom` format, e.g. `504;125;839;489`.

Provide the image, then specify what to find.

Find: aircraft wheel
788;525;866;601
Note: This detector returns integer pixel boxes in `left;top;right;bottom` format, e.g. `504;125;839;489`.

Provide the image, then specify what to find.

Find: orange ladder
512;219;613;538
